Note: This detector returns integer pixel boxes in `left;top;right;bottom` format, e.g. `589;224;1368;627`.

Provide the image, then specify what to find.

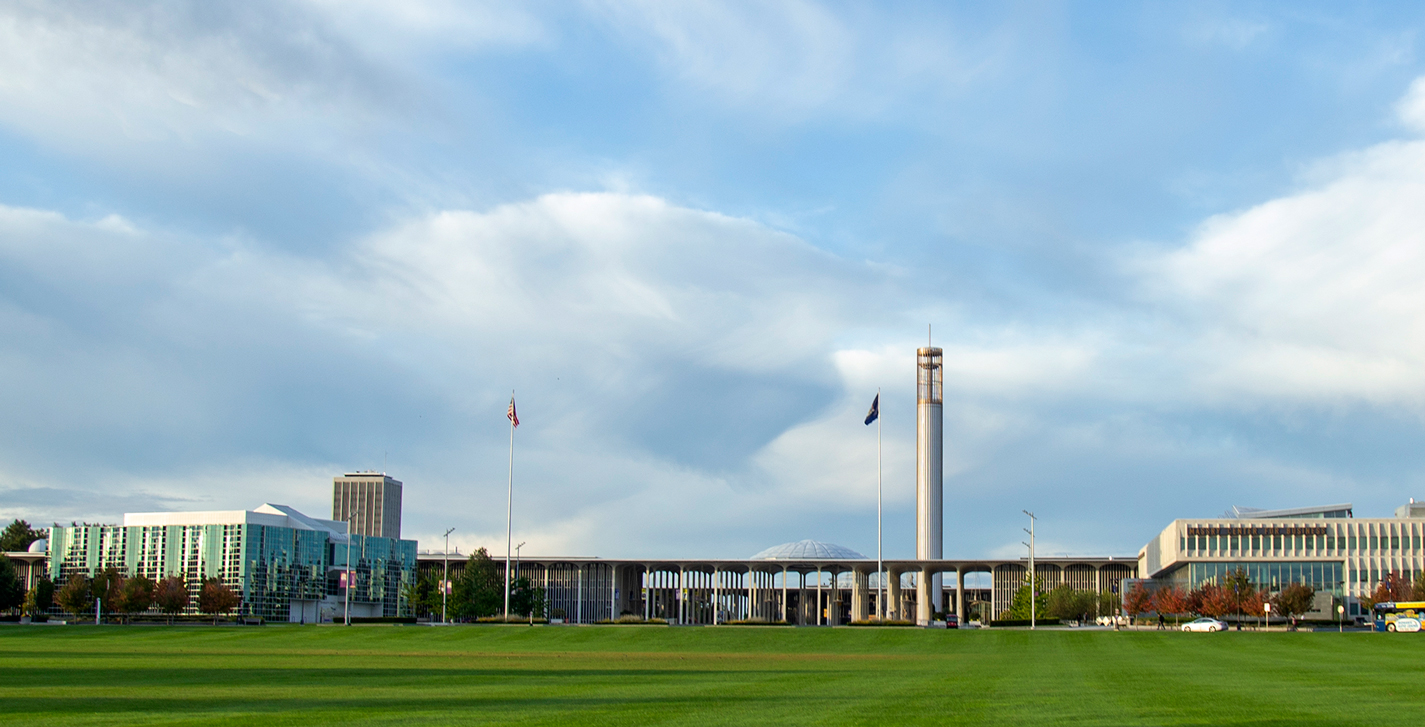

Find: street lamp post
442;527;455;624
1023;510;1037;630
344;510;361;626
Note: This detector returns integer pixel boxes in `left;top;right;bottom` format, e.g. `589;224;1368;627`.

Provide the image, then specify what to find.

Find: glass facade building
48;504;417;621
1140;504;1425;614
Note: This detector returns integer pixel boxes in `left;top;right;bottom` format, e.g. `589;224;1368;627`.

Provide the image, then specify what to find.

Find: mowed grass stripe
2;626;1422;726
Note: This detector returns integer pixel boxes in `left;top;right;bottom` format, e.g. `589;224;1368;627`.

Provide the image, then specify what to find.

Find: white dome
27;538;47;553
750;539;867;560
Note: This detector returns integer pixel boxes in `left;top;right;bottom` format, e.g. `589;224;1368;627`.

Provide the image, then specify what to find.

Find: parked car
944;614;959;629
1181;617;1227;632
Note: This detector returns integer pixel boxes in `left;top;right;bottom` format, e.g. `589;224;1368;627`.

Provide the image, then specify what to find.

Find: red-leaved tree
1152;586;1191;626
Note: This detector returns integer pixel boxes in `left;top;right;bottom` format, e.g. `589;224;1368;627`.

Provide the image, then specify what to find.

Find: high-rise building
333;473;403;540
915;346;944;622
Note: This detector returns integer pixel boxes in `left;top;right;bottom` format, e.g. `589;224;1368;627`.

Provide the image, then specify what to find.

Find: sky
5;1;1425;562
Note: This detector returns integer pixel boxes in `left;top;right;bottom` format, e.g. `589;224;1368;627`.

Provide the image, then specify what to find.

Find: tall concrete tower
915;346;944;622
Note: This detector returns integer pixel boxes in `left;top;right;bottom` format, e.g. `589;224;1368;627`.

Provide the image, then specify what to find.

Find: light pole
1338;603;1345;633
442;527;455;624
344;510;361;626
1023;510;1036;630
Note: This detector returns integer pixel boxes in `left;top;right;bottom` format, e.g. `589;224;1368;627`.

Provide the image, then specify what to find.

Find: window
1252;535;1261;550
1326;536;1335;551
1370;535;1379;550
1391;535;1401;550
1230;535;1240;551
1273;535;1282;550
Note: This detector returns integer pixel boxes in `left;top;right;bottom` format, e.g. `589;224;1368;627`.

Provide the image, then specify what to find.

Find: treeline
403;548;547;621
1000;579;1119;622
1123;568;1318;625
51;569;241;623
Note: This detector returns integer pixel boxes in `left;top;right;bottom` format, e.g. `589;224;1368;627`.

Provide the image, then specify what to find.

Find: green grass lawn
1;624;1419;725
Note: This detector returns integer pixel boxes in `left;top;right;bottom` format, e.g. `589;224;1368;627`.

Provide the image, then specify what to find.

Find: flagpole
504;391;515;621
877;387;883;621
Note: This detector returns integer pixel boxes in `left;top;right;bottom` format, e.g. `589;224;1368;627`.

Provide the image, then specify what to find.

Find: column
852;569;870;622
643;565;650;621
781;566;789;623
713;567;720;625
679;566;685;625
887;569;902;620
816;567;823;625
956;568;965;623
577;565;584;624
918;565;934;624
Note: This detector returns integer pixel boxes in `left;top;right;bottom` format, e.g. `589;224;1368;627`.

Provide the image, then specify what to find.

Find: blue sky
5;1;1425;561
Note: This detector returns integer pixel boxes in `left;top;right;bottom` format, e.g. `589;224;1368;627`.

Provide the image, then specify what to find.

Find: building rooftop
750;540;867;560
1226;504;1353;519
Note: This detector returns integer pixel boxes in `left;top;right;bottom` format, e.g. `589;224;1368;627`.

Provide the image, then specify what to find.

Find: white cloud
0;1;399;157
1397;76;1425;133
589;0;991;121
1148;133;1425;407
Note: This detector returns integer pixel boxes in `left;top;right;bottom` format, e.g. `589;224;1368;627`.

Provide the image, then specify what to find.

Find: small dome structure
27;538;47;553
750;539;867;560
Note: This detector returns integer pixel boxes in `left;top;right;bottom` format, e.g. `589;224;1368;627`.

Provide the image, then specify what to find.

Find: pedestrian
1157;613;1165;631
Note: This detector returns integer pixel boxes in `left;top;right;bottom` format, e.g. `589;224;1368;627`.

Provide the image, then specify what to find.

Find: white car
1181;617;1227;632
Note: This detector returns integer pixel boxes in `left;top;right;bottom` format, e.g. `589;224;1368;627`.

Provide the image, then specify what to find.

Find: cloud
1146;133;1425;407
0;0;402;159
588;0;993;121
1397;76;1425;133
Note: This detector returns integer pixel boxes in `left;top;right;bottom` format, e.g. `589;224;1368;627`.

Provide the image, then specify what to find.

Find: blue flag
864;394;879;425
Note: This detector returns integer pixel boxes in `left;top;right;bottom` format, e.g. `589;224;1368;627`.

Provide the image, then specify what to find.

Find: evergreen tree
24;577;54;617
452;548;502;619
0;519;43;552
0;555;24;612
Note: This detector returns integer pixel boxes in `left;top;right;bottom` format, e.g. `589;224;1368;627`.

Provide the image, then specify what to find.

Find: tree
1123;582;1154;624
1372;571;1412;604
451;548;502;619
56;573;93;619
1414;571;1425;601
115;575;155;622
1194;584;1235;619
154;576;190;624
1152;586;1191;625
509;576;547;619
0;519;43;552
402;572;440;619
24;577;54;618
1002;578;1049;621
1223;568;1254;621
0;555;24;612
1241;589;1266;621
198;578;240;625
1273;583;1316;628
92;566;124;618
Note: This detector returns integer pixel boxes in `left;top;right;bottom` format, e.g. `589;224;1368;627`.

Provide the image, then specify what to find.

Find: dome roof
27;538;47;553
750;539;867;560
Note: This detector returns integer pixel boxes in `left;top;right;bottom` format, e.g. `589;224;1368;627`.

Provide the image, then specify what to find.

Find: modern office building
47;502;418;621
333;472;403;539
1138;502;1425;616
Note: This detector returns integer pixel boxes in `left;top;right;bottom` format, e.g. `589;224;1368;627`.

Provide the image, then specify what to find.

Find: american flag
507;396;519;428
